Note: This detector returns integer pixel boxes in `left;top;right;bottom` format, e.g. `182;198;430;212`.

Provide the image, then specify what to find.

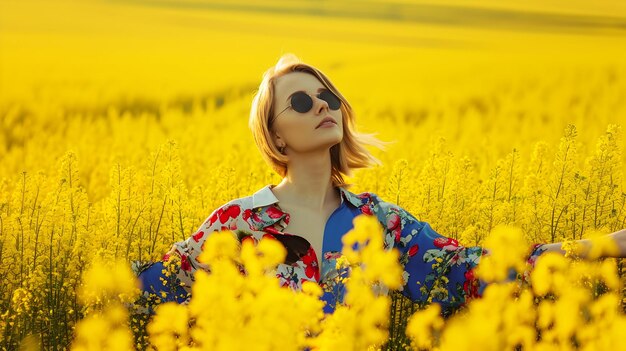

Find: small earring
278;145;286;154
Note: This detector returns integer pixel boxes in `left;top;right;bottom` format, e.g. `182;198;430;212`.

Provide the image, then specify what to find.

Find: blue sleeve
371;195;486;315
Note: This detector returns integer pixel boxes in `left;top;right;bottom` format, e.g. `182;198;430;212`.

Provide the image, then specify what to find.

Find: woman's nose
314;96;330;114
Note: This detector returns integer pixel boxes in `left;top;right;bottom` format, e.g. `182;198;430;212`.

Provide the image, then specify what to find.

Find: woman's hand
608;229;626;257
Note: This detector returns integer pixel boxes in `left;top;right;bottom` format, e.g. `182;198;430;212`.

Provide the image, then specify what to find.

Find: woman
136;54;626;315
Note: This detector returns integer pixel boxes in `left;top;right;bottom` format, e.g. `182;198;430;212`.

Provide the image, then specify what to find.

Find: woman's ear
272;130;286;149
272;131;287;155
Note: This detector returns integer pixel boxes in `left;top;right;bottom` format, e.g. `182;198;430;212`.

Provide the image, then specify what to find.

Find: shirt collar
251;184;366;210
338;186;368;208
252;184;279;208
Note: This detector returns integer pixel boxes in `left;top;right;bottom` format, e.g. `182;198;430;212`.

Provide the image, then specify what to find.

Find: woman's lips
316;117;337;128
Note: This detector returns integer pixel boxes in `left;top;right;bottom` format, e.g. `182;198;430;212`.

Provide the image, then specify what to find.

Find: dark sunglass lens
291;92;313;113
319;90;341;110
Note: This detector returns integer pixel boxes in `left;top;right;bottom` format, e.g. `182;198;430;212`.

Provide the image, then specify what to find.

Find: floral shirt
155;184;541;315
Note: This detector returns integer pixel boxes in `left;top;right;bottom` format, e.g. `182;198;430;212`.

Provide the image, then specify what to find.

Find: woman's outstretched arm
539;229;626;259
368;191;626;316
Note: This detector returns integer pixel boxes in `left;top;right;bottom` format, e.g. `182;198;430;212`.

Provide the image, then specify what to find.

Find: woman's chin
323;137;343;150
290;135;342;154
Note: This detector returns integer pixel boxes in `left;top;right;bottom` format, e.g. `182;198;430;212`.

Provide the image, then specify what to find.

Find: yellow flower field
1;0;626;349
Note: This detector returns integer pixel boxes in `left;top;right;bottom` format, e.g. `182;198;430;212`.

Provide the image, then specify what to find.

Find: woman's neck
272;150;339;210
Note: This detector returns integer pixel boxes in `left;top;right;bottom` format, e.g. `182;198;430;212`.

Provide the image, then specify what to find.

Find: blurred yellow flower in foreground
476;225;529;282
78;259;140;309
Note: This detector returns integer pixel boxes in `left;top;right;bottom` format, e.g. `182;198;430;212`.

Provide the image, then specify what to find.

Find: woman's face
271;72;343;155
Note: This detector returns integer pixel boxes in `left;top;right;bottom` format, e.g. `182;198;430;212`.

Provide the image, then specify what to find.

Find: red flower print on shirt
266;206;284;219
207;205;241;227
433;237;459;249
207;212;219;226
463;269;480;298
324;251;342;260
192;231;205;242
408;244;419;257
180;254;191;272
387;213;400;230
387;213;402;243
394;229;401;243
361;205;373;216
218;205;241;224
301;248;320;280
242;208;262;226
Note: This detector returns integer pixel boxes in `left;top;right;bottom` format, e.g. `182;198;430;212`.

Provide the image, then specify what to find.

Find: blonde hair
249;54;384;187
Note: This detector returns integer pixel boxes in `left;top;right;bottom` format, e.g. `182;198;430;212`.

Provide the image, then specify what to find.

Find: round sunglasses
274;89;342;120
